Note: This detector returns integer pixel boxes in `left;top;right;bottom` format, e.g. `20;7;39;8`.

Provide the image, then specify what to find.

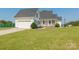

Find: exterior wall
40;19;55;27
15;17;34;28
34;11;41;27
53;19;62;27
15;17;62;28
56;21;62;27
34;18;40;27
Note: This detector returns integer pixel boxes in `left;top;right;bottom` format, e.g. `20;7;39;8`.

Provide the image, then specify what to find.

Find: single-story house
14;8;62;29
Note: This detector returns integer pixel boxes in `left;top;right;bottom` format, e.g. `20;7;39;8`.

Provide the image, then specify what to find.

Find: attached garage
15;17;34;29
15;22;33;29
14;9;38;28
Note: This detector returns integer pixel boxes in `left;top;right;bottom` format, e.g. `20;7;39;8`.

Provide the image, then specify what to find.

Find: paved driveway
0;28;26;36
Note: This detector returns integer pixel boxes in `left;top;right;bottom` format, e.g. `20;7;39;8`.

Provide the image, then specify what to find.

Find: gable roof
14;8;62;20
52;14;62;20
15;8;38;17
39;11;61;20
40;11;53;19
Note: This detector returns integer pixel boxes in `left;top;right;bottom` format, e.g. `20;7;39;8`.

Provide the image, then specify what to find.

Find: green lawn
0;27;13;30
0;27;79;50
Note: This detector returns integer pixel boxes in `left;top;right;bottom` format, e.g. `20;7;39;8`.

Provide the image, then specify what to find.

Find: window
43;20;45;24
36;13;38;18
49;20;51;24
52;20;55;24
17;20;31;22
38;21;40;24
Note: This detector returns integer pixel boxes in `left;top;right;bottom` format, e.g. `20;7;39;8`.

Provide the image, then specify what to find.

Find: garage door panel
15;22;32;28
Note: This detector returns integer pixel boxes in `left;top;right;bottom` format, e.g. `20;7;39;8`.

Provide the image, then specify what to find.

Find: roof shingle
40;11;53;19
14;8;62;20
15;8;38;17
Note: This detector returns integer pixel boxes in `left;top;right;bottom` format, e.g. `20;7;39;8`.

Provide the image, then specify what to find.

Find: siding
40;19;55;27
15;17;34;28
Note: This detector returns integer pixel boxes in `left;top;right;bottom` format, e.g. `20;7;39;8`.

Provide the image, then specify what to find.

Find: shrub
55;23;60;27
31;22;38;29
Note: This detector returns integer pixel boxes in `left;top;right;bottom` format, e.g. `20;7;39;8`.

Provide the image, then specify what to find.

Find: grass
0;27;79;50
0;27;13;30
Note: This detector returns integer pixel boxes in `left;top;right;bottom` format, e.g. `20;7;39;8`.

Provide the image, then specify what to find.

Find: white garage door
15;22;32;29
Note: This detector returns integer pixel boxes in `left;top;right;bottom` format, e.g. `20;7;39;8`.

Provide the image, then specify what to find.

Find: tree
0;20;14;27
65;21;79;26
0;20;6;24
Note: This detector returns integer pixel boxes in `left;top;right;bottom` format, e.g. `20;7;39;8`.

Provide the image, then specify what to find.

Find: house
38;11;62;27
14;8;62;29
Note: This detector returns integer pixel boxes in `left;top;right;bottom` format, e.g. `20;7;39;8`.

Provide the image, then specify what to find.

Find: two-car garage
15;21;32;29
15;17;34;29
14;9;37;29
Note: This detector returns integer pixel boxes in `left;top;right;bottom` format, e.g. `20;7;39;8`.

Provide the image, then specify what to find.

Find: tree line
0;20;15;27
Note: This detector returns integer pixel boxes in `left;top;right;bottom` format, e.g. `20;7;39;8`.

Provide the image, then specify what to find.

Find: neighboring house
14;8;62;29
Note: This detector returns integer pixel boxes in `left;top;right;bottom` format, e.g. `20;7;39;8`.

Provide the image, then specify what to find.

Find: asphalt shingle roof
15;9;62;20
15;8;38;17
40;11;53;19
39;11;61;20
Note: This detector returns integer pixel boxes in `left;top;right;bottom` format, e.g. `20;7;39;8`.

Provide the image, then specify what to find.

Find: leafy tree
0;20;6;24
65;21;79;26
0;20;14;27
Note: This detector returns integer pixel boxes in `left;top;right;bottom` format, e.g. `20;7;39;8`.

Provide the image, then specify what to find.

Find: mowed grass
0;27;79;50
0;27;13;30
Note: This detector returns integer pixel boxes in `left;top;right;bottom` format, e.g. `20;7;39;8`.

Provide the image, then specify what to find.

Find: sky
0;8;79;23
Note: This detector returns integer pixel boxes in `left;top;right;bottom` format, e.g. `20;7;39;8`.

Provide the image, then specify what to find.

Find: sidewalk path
0;28;26;36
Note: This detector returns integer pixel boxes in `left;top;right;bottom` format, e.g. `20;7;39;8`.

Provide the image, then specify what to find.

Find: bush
31;22;38;29
55;23;60;27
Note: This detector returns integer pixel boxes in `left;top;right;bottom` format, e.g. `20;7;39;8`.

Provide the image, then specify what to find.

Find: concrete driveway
0;28;26;36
